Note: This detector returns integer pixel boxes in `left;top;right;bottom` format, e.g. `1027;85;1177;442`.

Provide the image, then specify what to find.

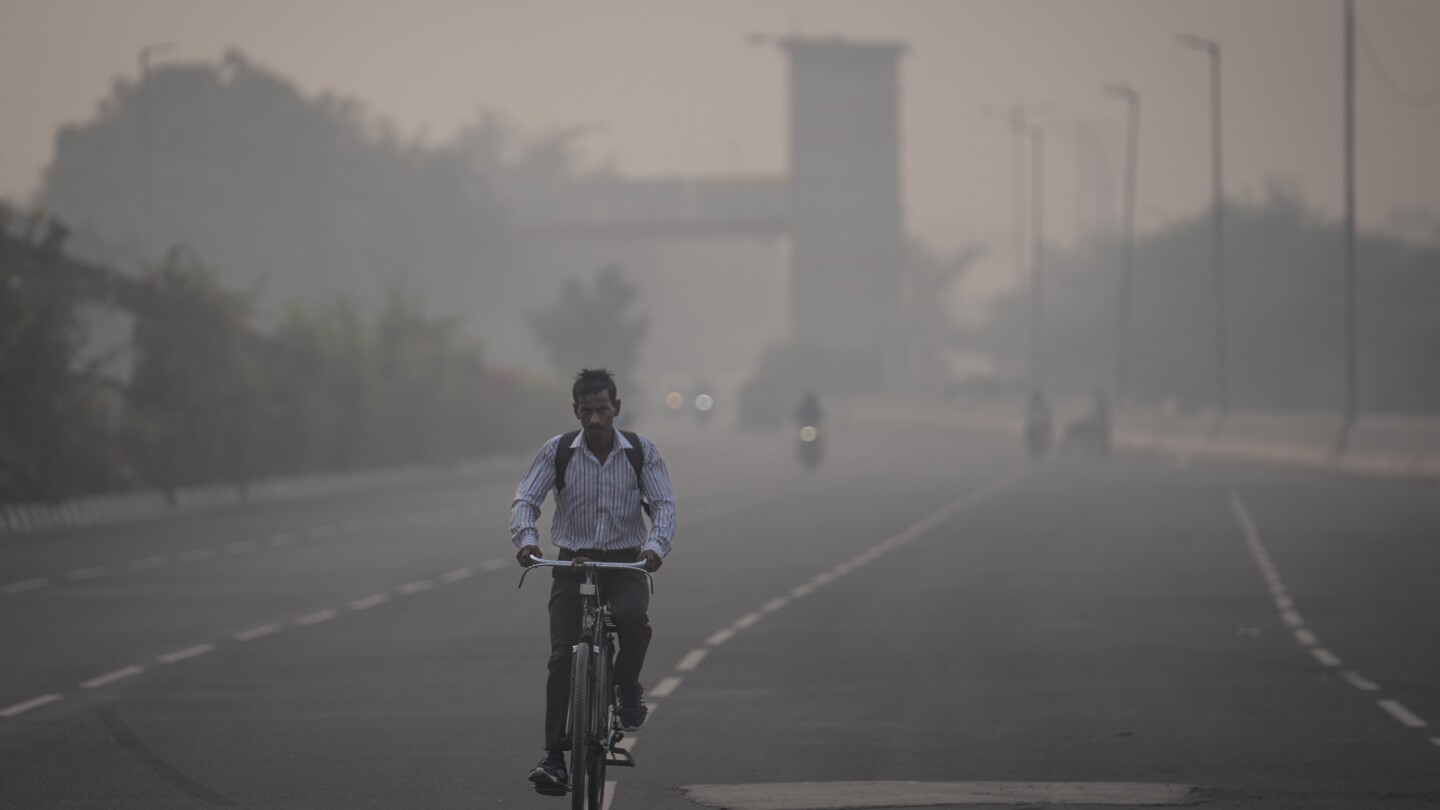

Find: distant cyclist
795;389;824;427
510;368;678;792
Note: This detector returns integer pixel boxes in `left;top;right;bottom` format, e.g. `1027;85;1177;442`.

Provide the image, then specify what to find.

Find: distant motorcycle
796;424;823;469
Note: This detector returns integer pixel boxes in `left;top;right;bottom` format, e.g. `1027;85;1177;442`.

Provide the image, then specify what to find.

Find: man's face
574;390;621;438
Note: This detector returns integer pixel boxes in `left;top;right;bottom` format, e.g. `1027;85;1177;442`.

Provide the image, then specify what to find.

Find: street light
1101;82;1140;407
1177;33;1227;417
138;42;177;257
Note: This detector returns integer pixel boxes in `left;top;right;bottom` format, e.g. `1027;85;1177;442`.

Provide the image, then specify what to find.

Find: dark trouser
545;548;652;753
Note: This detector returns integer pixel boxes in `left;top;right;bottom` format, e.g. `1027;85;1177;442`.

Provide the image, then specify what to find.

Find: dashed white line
67;566;111;580
481;558;511;572
3;578;49;595
227;540;258;555
1430;737;1440;749
81;665;145;689
129;556;168;570
675;649;709;672
398;580;435;595
349;593;390;611
789;583;816;599
1378;699;1429;729
234;624;281;641
307;525;338;539
733;612;763;630
180;548;217;562
650;676;683;698
268;532;295;547
295;609;339;626
441;567;475;582
705;628;736;646
761;597;788;613
1342;671;1380;692
1294;629;1318;646
1280;609;1305;628
158;644;215;664
1310;648;1342;667
0;694;63;718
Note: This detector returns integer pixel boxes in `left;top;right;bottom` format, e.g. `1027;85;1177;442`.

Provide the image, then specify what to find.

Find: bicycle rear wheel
568;641;592;809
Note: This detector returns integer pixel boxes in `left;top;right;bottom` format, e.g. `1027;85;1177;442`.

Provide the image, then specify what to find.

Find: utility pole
1341;0;1358;449
1178;34;1227;417
1103;82;1140;407
1029;123;1046;391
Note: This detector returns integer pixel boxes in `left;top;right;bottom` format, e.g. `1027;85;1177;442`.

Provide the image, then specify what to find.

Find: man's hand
518;544;542;567
640;549;662;572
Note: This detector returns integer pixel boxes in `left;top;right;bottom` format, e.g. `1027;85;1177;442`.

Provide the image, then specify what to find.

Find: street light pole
1029;123;1046;391
1341;0;1358;449
1178;34;1227;416
1102;82;1140;407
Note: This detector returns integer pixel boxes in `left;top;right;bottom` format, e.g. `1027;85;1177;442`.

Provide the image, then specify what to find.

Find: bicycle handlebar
524;555;649;571
517;553;655;593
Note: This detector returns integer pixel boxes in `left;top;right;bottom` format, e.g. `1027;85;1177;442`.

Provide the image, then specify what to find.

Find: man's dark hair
573;368;618;403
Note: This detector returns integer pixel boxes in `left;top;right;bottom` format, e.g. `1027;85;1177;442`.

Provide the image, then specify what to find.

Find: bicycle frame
520;555;653;809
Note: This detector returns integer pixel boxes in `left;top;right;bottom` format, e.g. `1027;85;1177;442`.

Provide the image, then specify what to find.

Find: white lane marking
0;694;63;718
675;649;709;672
269;532;295;547
295;609;339;626
158;644;215;664
67;566;111;580
602;782;616;810
441;567;475;582
481;558;511;572
3;578;50;595
227;540;258;555
1431;737;1440;748
1274;595;1293;610
761;597;788;613
1311;648;1342;667
1280;609;1305;627
1294;629;1318;646
349;593;390;611
705;628;736;646
650;676;683;698
1342;671;1380;692
789;583;815;599
129;556;168;571
397;579;435;595
81;665;145;689
733;612;763;630
307;524;339;539
180;548;217;562
342;518;369;531
234;624;281;641
681;781;1198;808
811;571;835;587
1378;699;1429;728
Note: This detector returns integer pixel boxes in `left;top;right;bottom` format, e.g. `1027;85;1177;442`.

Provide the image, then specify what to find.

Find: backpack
554;430;652;518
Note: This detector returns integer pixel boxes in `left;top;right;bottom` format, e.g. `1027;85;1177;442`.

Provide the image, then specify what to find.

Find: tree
527;264;647;391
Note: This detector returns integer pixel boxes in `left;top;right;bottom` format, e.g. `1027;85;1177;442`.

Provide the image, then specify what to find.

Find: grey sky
3;0;1438;291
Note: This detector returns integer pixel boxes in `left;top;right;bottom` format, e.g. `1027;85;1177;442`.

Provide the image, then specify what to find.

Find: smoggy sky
4;0;1439;284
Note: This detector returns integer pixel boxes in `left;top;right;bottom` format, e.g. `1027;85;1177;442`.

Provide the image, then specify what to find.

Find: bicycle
520;554;654;810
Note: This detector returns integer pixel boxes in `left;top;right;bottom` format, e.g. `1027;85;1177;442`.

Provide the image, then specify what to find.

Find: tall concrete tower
782;36;907;388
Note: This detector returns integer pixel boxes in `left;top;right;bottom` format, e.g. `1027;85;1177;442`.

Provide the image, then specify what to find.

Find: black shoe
617;683;648;731
529;752;567;793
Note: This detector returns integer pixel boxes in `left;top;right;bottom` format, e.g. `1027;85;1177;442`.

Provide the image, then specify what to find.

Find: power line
1356;16;1440;107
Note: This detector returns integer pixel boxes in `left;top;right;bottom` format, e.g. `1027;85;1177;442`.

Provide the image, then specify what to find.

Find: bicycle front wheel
587;641;614;809
568;641;592;809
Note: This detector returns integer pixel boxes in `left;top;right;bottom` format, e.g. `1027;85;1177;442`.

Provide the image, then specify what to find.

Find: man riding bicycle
511;368;678;792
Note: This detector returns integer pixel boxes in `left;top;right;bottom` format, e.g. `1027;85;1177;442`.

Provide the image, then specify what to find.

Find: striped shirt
510;429;677;558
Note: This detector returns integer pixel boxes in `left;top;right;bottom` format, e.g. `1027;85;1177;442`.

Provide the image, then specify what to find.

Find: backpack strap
554;429;651;518
554;430;581;493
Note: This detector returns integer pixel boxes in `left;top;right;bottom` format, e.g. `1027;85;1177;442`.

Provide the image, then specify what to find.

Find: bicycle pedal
533;783;567;796
606;747;636;767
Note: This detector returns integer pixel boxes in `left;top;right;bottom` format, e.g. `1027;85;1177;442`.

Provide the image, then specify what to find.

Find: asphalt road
2;416;1438;809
